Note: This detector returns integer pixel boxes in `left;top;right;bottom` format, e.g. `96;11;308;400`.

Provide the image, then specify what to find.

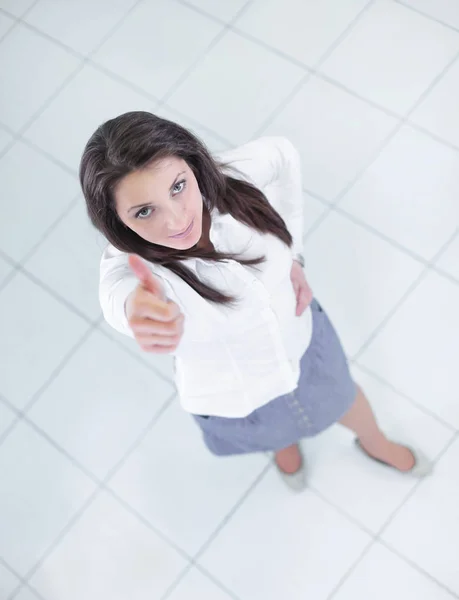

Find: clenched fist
125;255;184;354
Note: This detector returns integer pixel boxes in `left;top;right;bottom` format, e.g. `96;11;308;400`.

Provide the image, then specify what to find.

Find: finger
136;333;181;347
141;344;178;354
132;299;181;322
128;255;165;300
129;315;184;336
296;287;312;316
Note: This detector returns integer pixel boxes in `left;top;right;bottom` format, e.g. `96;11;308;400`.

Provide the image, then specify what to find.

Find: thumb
128;255;165;301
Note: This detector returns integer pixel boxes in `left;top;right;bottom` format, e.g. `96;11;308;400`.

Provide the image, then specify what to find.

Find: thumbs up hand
125;255;184;354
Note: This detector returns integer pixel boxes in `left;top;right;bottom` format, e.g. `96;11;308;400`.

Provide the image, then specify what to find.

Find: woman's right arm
100;247;184;353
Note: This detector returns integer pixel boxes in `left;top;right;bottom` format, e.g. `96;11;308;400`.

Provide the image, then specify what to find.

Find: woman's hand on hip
125;255;184;354
290;259;313;317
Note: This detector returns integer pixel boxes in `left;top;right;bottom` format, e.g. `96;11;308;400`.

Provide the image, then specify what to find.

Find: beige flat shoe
355;439;433;477
274;447;307;492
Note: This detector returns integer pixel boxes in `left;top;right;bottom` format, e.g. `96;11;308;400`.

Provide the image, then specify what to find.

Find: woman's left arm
218;136;304;255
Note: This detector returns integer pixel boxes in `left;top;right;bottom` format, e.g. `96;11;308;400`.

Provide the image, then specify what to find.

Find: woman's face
114;156;204;250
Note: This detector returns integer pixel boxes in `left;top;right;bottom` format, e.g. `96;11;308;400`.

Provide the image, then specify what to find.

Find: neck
196;205;214;252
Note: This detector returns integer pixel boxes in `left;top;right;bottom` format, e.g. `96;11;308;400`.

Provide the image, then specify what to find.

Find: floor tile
320;0;459;114
411;57;459;148
92;0;222;100
0;141;79;261
358;271;459;428
0;562;20;598
27;329;174;480
0;23;80;132
338;126;459;260
167;30;305;145
382;437;459;595
156;105;231;153
0;126;13;153
0;10;14;39
0;0;35;17
303;193;329;241
0;421;96;575
168;567;233;600
23;64;158;172
0;400;17;439
13;587;42;600
435;233;459;280
306;366;453;533
263;76;397;200
98;320;176;385
400;0;459;31
108;401;267;554
184;0;249;22
29;490;188;600
0;271;89;409
303;211;424;356
235;0;369;66
24;0;138;55
24;201;106;320
0;253;13;287
199;469;371;600
333;541;456;600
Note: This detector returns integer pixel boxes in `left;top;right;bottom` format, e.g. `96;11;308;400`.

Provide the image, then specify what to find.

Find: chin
172;227;202;251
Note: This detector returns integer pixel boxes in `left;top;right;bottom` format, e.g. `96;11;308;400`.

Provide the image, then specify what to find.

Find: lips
170;219;194;239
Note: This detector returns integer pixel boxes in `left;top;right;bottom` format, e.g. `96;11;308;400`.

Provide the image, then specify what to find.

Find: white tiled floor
0;1;458;599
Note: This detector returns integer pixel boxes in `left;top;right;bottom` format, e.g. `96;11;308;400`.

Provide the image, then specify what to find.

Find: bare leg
275;444;302;474
340;386;415;471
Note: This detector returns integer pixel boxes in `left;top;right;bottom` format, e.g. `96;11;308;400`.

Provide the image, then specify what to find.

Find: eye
172;179;186;196
135;206;154;219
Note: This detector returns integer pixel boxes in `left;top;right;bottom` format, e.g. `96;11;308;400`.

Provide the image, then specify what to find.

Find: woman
80;111;430;491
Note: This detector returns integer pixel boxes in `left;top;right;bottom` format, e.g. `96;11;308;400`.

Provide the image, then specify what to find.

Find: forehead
115;156;187;206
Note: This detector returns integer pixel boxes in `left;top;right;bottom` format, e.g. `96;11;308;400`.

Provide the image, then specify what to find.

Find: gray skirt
193;299;356;455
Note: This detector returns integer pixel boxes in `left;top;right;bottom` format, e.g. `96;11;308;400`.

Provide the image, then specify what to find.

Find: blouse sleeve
99;244;138;337
217;136;305;255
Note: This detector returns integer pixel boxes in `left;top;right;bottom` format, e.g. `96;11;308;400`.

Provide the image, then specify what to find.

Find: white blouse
99;137;313;418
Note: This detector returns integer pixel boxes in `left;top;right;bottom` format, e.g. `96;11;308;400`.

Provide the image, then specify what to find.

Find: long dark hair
79;111;292;304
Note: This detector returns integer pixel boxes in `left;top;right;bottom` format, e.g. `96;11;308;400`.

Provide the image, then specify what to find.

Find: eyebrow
128;171;186;213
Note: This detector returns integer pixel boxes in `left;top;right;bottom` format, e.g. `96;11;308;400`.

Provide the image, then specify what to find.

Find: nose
165;205;187;234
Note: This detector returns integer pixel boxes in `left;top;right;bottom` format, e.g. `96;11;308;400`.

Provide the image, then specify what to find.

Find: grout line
12;17;84;59
95;324;176;388
301;190;459;287
323;433;458;600
351;268;426;361
159;19;230;106
307;482;376;538
9;584;48;600
352;362;458;433
325;538;377;600
395;0;459;34
161;462;273;600
193;563;243;600
19;195;80;263
10;137;79;177
85;59;162;105
1;325;95;440
13;394;195;587
191;461;272;562
161;561;243;600
375;432;458;538
176;0;253;28
378;536;459;599
0;12;17;43
353;228;459;361
331;47;459;209
251;0;377;138
101;393;175;484
16;265;96;326
16;62;85;140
